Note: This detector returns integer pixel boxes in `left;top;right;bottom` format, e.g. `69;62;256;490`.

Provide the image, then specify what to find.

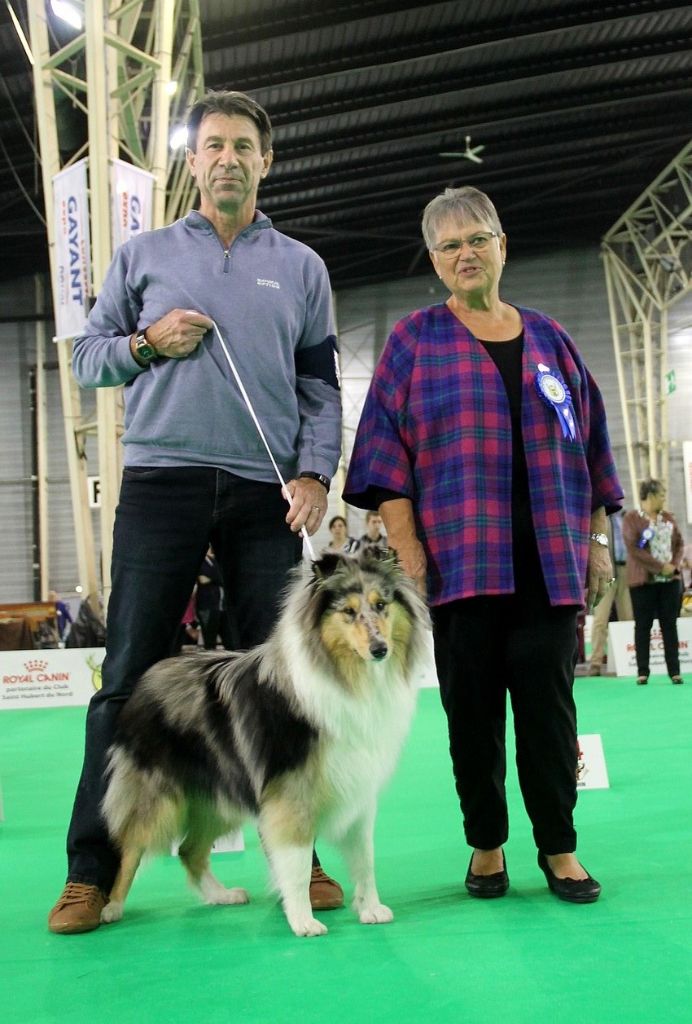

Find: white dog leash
210;319;317;560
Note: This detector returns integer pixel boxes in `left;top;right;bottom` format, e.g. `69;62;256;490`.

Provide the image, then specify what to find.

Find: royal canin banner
110;159;155;249
52;158;91;341
0;647;105;709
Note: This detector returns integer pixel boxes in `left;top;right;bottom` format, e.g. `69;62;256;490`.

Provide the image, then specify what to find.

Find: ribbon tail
557;405;576;441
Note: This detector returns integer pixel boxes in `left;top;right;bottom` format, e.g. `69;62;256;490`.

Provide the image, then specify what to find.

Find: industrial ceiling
1;0;690;291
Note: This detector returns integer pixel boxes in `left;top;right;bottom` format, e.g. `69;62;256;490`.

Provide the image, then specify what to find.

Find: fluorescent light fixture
51;0;83;31
169;124;188;150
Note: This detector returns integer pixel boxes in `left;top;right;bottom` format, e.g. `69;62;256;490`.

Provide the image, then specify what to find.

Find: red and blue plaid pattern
343;303;623;606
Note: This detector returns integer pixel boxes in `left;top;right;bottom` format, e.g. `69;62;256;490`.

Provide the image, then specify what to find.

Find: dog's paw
289;915;328;938
100;901;123;924
358;902;393;925
205;886;249;906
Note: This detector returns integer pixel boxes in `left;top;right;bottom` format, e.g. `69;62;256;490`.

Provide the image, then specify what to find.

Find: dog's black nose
370;642;388;661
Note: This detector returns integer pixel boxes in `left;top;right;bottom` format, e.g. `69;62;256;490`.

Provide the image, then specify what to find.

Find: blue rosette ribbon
637;526;654;549
535;363;576;441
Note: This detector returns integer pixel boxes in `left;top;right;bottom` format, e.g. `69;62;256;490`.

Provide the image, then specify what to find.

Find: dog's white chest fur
289;653;417;839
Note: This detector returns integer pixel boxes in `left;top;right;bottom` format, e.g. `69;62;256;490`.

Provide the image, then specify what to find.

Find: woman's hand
379;498;428;597
586;542;614;612
389;535;428;597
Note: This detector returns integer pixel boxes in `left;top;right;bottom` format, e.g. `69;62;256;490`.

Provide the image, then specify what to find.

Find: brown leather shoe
48;882;109;934
309;866;344;910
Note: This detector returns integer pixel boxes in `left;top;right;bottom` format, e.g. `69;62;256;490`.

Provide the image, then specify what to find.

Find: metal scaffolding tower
27;0;203;604
602;141;692;503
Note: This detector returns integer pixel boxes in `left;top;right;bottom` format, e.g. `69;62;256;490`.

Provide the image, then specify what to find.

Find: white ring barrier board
1;647;105;709
607;618;691;677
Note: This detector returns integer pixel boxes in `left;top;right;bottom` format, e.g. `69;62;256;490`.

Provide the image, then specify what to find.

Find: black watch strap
299;472;330;490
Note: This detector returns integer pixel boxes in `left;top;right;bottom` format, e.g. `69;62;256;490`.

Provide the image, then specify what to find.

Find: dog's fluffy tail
103;746;183;854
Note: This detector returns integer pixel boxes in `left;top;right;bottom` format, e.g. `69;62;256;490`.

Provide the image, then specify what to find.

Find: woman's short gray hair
421;186;503;250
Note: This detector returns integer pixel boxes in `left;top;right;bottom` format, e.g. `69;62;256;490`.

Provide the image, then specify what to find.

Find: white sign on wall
683;440;692;526
87;475;101;509
607;618;692;677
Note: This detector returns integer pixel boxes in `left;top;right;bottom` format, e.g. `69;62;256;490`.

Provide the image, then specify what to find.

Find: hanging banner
52;158;91;341
110;159;155;248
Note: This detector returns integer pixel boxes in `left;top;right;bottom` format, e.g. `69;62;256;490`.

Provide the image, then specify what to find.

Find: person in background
172;589;199;653
48;590;73;644
358;510;388;552
48;89;342;935
325;515;360;554
195;547;227;649
344;185;623;905
588;507;633;675
623;479;685;685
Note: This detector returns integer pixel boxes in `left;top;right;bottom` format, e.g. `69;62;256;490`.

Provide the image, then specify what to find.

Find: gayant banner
52;158;91;341
110;159;155;248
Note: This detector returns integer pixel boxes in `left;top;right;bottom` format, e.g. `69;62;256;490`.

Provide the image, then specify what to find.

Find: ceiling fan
439;135;485;164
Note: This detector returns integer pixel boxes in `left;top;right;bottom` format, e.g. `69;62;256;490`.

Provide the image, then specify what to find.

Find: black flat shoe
671;676;684;685
636;676;648;685
465;851;509;899
537;851;601;903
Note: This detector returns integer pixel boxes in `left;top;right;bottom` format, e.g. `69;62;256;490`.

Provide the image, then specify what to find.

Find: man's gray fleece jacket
72;211;341;484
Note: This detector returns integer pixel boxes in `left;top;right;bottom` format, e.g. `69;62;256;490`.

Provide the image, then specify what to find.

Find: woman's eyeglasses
433;232;500;258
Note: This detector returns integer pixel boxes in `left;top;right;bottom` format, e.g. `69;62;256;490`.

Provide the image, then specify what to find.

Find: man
48;90;343;934
358;510;388;551
588;508;633;675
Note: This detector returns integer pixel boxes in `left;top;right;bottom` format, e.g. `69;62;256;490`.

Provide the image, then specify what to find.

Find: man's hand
145;308;214;358
283;478;327;535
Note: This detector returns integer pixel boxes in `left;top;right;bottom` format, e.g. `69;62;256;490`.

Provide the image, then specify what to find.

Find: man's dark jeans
66;467;303;890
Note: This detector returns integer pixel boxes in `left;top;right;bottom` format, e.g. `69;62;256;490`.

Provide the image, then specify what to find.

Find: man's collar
185;209;272;234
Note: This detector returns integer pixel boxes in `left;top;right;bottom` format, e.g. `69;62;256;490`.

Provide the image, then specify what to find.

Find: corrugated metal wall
0;274;99;603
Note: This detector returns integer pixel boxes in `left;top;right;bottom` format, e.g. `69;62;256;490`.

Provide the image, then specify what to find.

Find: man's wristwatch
299;472;330;491
132;329;157;366
589;532;609;547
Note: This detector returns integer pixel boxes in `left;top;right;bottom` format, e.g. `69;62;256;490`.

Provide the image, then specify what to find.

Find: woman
325;515;360;554
344;186;623;903
623;479;685;685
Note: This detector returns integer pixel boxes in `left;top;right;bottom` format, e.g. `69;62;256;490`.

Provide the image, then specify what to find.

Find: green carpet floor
2;675;690;1024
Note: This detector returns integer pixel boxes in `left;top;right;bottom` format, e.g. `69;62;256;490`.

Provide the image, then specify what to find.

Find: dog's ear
311;552;344;581
360;544;400;568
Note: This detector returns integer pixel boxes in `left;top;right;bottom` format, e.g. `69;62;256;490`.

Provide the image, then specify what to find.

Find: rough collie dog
100;548;429;937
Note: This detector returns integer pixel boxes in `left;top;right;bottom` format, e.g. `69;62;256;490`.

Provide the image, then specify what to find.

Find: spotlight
169;124;188;150
50;1;83;31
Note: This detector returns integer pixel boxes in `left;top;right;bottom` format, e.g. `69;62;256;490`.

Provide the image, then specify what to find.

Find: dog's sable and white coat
101;549;429;936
